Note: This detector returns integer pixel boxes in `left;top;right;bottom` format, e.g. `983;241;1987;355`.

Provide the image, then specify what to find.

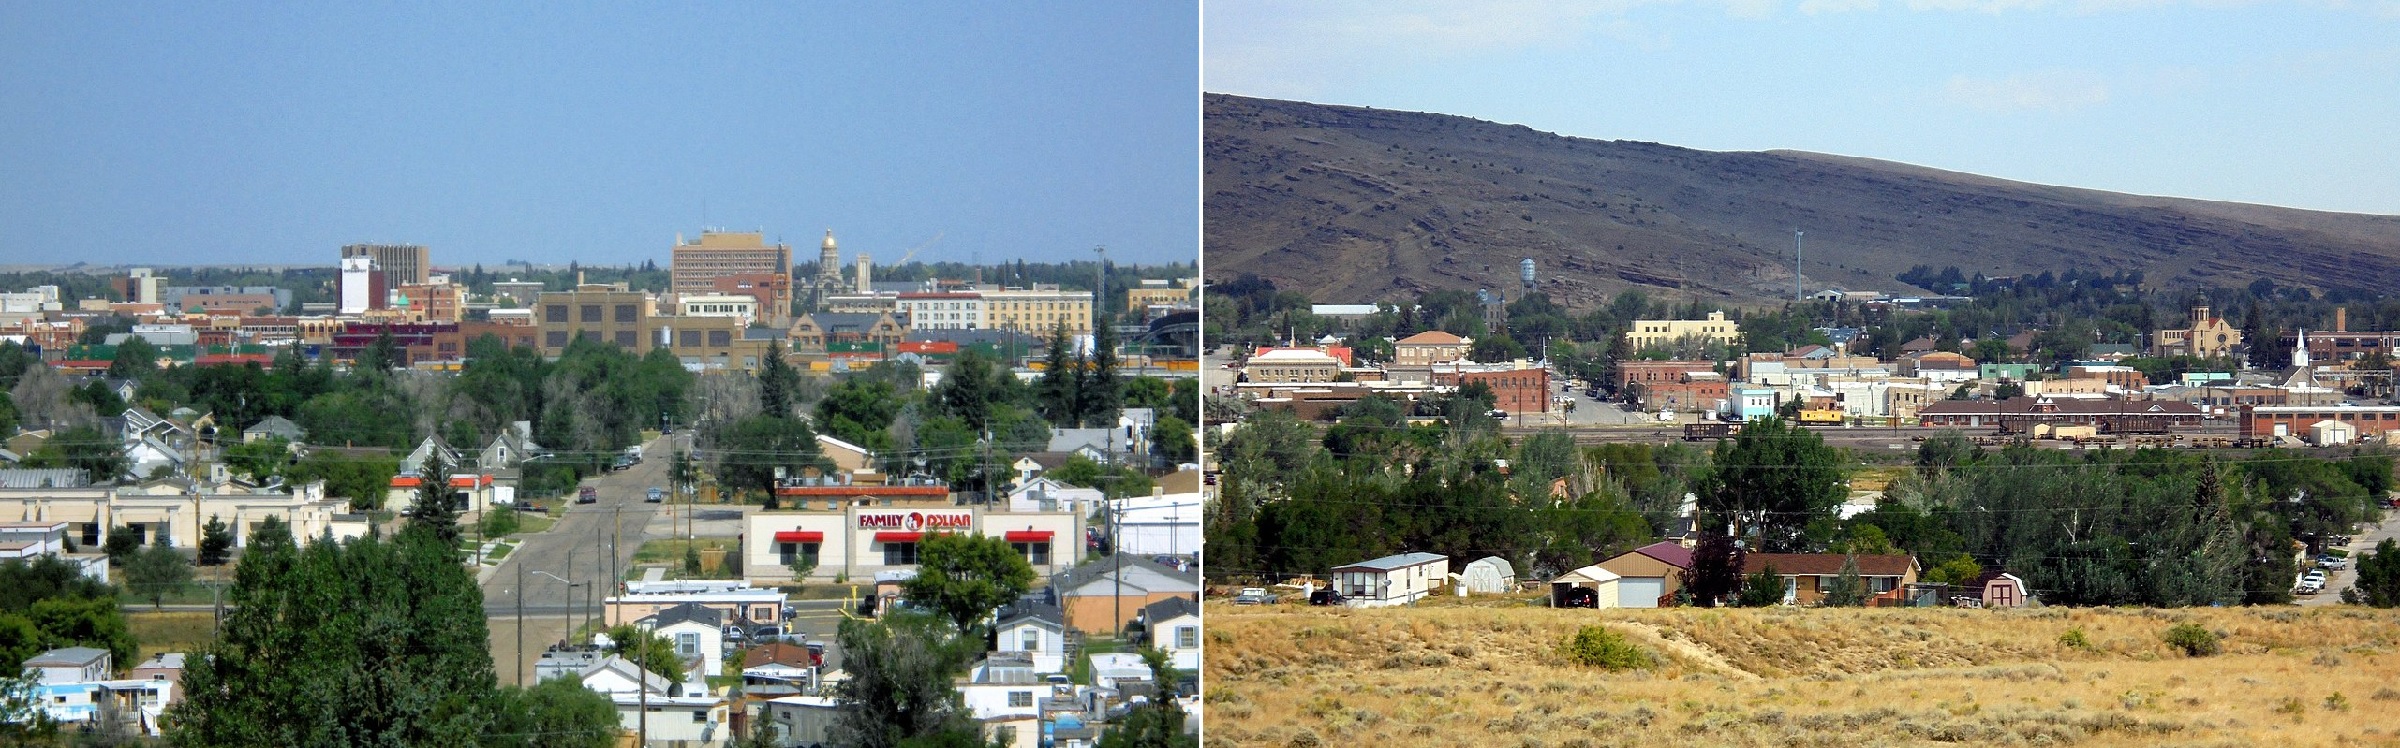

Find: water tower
1519;258;1536;292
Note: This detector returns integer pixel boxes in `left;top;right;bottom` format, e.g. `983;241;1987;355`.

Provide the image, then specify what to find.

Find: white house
993;603;1068;674
1330;552;1448;608
1006;477;1104;517
959;653;1046;722
578;655;727;744
23;646;110;685
636;602;728;678
1139;596;1201;673
1085;652;1153;691
758;696;840;747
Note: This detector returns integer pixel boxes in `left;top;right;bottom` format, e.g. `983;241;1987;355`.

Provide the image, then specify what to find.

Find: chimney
2336;306;2348;333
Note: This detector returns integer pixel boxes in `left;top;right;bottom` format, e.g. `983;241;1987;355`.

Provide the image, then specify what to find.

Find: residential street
480;435;673;680
2298;505;2398;607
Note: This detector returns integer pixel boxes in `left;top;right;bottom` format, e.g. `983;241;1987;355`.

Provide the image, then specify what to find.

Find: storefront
744;507;1083;584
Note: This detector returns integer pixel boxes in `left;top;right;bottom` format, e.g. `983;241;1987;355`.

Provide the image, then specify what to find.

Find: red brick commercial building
1917;397;2202;433
1615;360;1717;391
1638;372;1729;413
1436;367;1551;415
2239;405;2400;441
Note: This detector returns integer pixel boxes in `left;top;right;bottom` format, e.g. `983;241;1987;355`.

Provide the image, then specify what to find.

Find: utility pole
1794;229;1805;302
516;562;525;686
565;546;578;645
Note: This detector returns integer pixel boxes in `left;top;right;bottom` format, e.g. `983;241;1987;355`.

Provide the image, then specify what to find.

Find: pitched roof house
1739;553;1918;606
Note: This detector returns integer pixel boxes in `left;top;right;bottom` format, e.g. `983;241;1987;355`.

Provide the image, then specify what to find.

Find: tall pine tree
1036;322;1080;427
406;450;460;552
1076;318;1121;428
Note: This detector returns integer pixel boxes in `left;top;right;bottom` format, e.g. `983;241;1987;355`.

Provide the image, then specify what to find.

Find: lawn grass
510;512;556;536
127;611;217;662
630;538;738;564
1204;602;2400;747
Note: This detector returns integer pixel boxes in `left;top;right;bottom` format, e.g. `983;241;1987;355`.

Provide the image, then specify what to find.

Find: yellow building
2154;305;2242;359
1125;280;1193;311
983;286;1093;335
536;284;655;354
1624;310;1740;350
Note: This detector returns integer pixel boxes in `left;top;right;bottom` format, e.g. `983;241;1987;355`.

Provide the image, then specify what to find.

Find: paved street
481;434;675;678
2298;505;2398;607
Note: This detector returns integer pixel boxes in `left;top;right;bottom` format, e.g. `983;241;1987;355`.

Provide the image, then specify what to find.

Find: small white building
1330;552;1448;608
2311;419;2357;447
1549;565;1623;609
758;696;840;747
635;602;728;678
1458;556;1516;595
959;654;1046;722
1139;596;1201;673
1109;493;1201;558
993;603;1068;674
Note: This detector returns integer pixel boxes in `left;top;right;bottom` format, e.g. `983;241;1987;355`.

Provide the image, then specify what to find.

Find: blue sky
1207;1;2400;216
0;3;1198;268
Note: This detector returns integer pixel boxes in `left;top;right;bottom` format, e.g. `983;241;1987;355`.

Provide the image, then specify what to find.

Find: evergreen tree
1036;322;1080;427
1822;555;1866;607
407;451;461;551
758;341;801;419
1737;563;1786;607
2345;538;2400;607
199;515;235;566
360;329;403;373
1077;320;1121;428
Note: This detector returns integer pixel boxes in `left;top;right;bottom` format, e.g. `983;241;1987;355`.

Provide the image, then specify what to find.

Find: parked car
1557;586;1600;609
1308;588;1345;606
1233;588;1270;605
610;455;636;471
2319;556;2348;570
645;487;664;503
576;486;598;504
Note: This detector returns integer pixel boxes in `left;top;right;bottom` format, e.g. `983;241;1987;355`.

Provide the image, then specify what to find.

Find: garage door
1619;577;1665;608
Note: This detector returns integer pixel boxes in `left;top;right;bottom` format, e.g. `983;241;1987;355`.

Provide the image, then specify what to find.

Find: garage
1617;577;1666;608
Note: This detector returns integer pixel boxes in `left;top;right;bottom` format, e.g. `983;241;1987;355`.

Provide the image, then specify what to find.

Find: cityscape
5;2;2400;748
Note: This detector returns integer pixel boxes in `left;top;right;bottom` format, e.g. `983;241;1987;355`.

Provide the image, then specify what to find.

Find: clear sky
0;3;1198;268
1206;1;2400;216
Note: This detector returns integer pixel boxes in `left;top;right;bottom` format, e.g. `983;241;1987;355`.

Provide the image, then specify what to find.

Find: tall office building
671;231;791;297
341;244;430;286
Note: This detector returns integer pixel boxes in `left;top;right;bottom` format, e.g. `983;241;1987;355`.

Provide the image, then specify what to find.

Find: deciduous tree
903;533;1036;634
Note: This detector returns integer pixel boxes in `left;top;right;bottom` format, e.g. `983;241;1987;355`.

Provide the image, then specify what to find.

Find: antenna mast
1794;229;1805;302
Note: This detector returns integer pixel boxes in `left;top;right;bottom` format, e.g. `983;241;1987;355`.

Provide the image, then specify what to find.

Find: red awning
773;531;824;543
874;532;922;543
1003;531;1053;542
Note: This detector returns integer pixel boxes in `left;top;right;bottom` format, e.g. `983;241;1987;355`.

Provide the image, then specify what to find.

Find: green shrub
2161;622;2220;657
1560;625;1654;670
2059;627;2092;650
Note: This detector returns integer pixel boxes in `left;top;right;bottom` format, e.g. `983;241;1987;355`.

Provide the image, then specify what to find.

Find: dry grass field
1203;598;2400;747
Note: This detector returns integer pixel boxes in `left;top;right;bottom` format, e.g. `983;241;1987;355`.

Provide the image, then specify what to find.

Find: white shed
1459;556;1517;595
2311;419;2356;446
1548;565;1622;609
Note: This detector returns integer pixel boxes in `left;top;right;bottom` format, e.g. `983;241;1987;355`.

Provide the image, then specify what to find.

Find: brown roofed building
1740;553;1918;606
1392;331;1470;367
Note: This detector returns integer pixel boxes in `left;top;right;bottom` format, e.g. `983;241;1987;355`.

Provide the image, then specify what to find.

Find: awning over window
1004;531;1053;542
874;532;922;543
773;531;824;543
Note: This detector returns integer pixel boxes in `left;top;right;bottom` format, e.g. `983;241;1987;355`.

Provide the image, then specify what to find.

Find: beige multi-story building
1624;310;1741;350
341;244;430;286
1242;348;1342;384
898;291;983;331
677;293;759;326
1393;330;1472;367
2154;305;2243;359
671;231;790;297
654;314;773;372
983;285;1093;334
536;284;655;354
1124;279;1193;311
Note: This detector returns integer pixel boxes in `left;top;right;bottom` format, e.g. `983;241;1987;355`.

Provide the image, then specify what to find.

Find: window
1008;691;1034;708
778;542;820;567
753;605;775;621
614;330;637;348
545;304;567;323
580;305;602;323
616;304;637;323
1013;541;1051;566
883;542;919;566
1176;625;1198;649
693;710;708;724
1020;629;1041;652
681;330;701;347
676;632;699;657
708;330;732;347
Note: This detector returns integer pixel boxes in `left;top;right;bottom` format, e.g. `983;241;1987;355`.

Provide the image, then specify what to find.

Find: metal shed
1459;556;1516;594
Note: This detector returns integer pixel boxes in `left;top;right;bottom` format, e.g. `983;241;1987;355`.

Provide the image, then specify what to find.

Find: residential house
959;653;1046;724
637;602;728;678
240;416;305;444
0;521;108;582
1136;596;1201;673
23;646;111;684
577;655;727;744
1738;553;1918;606
1329;552;1448;608
1595;541;1692;608
740;642;820;698
129;653;185;685
1051;554;1201;634
1006;477;1104;517
993;602;1068;674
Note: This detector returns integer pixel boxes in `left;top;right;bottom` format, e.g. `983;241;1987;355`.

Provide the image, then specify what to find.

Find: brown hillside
1203;93;2400;309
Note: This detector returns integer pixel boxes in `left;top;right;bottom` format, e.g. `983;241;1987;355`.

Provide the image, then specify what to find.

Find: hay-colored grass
127;611;217;663
1203;602;2400;747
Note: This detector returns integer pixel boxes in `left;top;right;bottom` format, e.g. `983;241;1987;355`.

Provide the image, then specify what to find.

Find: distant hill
1204;93;2400;309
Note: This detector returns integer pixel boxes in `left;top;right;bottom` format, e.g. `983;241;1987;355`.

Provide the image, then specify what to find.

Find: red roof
1630;541;1693;568
1395;331;1466;345
194;353;275;367
1741;553;1916;577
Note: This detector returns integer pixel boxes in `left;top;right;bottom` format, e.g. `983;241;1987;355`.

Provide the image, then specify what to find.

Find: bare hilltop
1204;93;2400;309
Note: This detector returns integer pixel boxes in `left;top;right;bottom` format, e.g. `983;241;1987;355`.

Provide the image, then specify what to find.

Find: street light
531;569;585;651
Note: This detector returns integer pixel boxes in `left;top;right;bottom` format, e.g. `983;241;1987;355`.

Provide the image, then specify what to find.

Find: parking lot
2298;506;2397;606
